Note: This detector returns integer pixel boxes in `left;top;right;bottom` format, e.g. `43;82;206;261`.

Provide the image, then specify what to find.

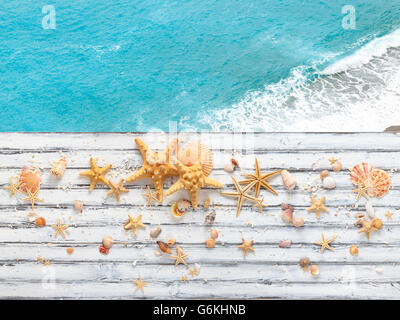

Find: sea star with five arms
142;186;161;206
385;211;395;220
80;158;112;191
22;189;43;210
239;158;281;197
4;177;21;197
221;176;264;217
352;183;369;202
358;219;379;240
124;214;146;236
169;247;189;268
51;219;70;239
106;179;129;202
307;196;329;218
188;267;200;277
237;237;255;256
133;276;147;293
313;232;336;253
126;138;178;202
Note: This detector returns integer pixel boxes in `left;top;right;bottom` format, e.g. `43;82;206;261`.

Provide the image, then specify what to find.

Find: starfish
358;219;379;240
126;138;178;202
80;157;112;191
313;232;336;253
142;186;161;206
221;176;264;217
237;237;255;256
165;160;222;210
329;157;338;165
124;214;146;236
188;267;200;277
169;246;189;268
252;196;267;213
4;177;21;197
239;158;280;197
352;183;369;202
22;189;43;210
181;275;188;282
385;211;395;220
133;276;147;293
106;179;129;202
307;196;329;218
51;219;70;239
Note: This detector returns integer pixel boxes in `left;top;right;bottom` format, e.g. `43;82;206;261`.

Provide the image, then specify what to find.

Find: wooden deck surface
0;132;399;299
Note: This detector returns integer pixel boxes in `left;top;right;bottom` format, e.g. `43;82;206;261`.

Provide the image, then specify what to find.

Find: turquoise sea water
1;1;399;131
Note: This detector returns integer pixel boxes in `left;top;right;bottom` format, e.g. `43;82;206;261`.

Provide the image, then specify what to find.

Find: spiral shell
177;141;214;176
51;158;67;176
18;166;42;193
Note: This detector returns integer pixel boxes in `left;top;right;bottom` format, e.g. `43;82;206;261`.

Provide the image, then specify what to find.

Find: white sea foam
203;28;400;132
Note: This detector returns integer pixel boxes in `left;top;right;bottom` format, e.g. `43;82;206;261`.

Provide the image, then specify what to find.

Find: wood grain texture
0;132;399;300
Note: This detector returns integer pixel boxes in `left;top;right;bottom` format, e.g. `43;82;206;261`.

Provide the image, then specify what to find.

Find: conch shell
18;166;42;193
177;141;213;176
281;170;296;190
51;158;67;176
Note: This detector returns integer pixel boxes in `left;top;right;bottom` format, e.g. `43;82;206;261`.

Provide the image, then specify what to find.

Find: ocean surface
0;0;399;132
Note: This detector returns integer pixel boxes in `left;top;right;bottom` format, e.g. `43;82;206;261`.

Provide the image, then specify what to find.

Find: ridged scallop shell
177;141;214;176
18;166;42;193
369;169;391;197
51;158;67;176
350;162;374;186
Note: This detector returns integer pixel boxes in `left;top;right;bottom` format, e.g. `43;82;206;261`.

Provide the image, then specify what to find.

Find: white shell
224;162;235;173
281;170;296;190
323;176;336;189
366;201;375;218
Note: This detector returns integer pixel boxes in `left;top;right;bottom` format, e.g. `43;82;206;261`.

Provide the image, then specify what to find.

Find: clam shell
18;166;42;193
178;141;214;176
350;162;374;186
369;169;391;198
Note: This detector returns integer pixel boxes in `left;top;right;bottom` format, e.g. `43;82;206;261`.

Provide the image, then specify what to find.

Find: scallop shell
51;158;67;176
369;169;391;197
18;166;42;193
177;141;214;176
350;162;374;186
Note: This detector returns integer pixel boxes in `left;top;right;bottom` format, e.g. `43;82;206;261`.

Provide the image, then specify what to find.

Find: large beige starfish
352;183;369;202
106;179;129;202
80;158;112;191
133;276;147;293
22;189;43;210
4;177;21;197
142;186;161;206
307;196;329;218
221;176;264;217
238;237;255;256
52;219;70;239
358;219;379;240
124;214;146;236
126;138;178;202
239;158;280;197
313;232;336;253
169;247;189;268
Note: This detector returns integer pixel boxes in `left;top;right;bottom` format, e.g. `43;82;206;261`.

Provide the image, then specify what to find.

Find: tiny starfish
358;219;379;240
124;214;146;236
106;179;129;202
313;232;336;254
328;157;338;165
142;186;161;206
133;276;147;293
4;177;21;197
22;189;43;210
221;176;264;217
385;211;395;220
252;196;267;213
352;183;369;202
181;275;188;282
239;158;280;197
307;196;329;218
169;247;189;268
51;219;70;239
80;157;112;191
237;237;255;256
188;267;200;277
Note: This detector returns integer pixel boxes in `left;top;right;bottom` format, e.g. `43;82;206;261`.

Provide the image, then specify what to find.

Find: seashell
99;245;110;255
349;245;358;256
171;202;186;218
167;238;176;246
281;209;293;223
18;166;42;193
27;211;39;223
204;210;216;224
177;141;214;176
205;238;215;248
299;257;310;270
66;247;74;255
350;163;374;186
281;170;296;190
210;229;219;239
193;263;201;273
224;162;235;173
292;216;304;227
331;160;342;172
102;236;114;249
279;239;292;248
365;201;375;218
231;158;239;168
74;200;84;213
369;169;391;198
372;218;383;230
157;241;171;254
320;170;330;181
323;176;336;189
51;158;67;176
150;227;162;238
35;217;46;227
310;264;320;276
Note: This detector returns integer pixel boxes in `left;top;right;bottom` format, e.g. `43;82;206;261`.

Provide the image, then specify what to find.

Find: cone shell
369;169;391;197
51;158;67;176
350;163;374;186
281;170;296;190
18;166;42;193
177;141;213;176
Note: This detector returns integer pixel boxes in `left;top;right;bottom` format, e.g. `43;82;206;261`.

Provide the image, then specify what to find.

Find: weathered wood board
0;132;399;299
